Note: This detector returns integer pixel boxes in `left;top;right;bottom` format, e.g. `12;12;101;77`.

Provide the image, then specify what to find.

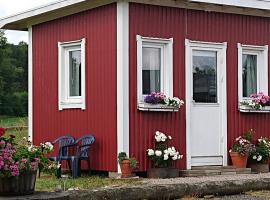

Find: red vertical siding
129;3;270;171
32;4;117;171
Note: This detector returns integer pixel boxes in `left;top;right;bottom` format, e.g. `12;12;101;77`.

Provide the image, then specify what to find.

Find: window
238;43;268;101
193;50;217;103
58;38;86;110
137;35;173;103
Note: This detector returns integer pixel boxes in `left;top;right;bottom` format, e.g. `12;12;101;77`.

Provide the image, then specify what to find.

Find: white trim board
190;0;270;10
185;39;227;169
117;1;129;173
28;27;33;142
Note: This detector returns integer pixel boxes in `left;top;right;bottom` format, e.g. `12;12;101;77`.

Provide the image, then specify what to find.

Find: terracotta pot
230;152;248;168
147;168;179;179
249;163;269;173
0;171;37;196
120;160;134;178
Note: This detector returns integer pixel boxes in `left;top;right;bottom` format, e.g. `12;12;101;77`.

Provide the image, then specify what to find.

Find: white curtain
142;47;161;93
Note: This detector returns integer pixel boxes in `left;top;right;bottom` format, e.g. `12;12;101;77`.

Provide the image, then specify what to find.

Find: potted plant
0;128;54;196
138;92;184;111
239;92;270;111
249;137;270;173
118;152;138;178
229;129;255;168
146;131;183;178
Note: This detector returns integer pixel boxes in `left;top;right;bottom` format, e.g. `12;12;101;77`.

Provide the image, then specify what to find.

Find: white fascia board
189;0;270;10
0;0;86;29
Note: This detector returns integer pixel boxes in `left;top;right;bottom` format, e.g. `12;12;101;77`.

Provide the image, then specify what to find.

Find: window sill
239;105;270;113
59;102;85;111
137;103;179;112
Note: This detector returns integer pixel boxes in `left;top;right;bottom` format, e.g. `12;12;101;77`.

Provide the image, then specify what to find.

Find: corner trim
28;27;33;142
117;1;129;173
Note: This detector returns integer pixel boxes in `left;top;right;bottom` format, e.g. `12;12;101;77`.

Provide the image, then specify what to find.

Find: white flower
178;155;183;159
257;155;262;162
45;142;54;151
57;163;61;169
23;137;27;140
164;150;168;154
147;149;155;156
155;150;162;157
252;155;257;160
164;154;169;160
155;135;161;142
168;136;172;140
172;155;178;160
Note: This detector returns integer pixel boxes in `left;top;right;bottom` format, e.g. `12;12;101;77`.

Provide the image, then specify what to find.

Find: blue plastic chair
49;135;76;178
71;135;95;178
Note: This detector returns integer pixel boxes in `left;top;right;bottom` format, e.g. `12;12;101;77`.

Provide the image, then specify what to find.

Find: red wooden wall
129;3;270;171
32;3;117;171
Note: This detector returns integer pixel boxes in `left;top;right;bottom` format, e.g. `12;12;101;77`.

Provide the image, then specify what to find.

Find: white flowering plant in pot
147;131;183;168
250;137;270;164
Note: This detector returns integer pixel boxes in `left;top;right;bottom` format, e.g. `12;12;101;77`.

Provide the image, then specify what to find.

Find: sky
0;0;56;44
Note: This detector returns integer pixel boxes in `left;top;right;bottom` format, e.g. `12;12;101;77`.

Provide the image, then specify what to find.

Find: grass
36;174;139;191
246;190;270;198
0;115;27;128
1;115;139;191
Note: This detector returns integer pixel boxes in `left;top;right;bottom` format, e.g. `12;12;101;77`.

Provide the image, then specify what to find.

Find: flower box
138;103;179;112
239;104;270;113
0;171;37;196
147;168;179;179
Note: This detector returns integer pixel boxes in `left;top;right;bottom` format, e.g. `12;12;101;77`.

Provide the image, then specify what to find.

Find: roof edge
0;0;114;30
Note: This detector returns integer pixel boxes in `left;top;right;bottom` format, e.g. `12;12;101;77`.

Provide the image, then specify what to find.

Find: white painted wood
185;39;227;169
190;0;270;10
237;43;268;103
239;105;270;113
58;38;86;110
28;27;33;142
136;35;173;103
117;1;129;173
137;103;179;112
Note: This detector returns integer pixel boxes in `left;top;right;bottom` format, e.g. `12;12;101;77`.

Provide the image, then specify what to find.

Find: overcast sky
0;0;56;44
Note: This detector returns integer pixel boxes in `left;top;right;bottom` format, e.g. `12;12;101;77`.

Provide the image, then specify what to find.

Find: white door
185;40;227;169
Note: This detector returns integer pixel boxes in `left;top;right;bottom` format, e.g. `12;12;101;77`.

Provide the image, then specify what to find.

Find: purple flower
144;92;167;104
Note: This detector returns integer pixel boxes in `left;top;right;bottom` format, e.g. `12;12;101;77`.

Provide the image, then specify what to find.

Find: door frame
185;39;228;169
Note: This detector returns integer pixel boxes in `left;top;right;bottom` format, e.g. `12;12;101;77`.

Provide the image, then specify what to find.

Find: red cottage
1;0;270;173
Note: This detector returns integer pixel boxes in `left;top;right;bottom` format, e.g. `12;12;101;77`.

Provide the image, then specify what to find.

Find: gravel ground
141;173;270;185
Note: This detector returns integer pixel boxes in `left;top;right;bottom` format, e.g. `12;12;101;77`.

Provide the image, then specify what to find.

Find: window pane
242;54;257;97
193;50;217;103
69;50;81;97
142;47;161;95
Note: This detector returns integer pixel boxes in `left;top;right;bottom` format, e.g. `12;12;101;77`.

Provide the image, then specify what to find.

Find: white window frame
58;38;86;110
136;35;173;103
238;43;268;102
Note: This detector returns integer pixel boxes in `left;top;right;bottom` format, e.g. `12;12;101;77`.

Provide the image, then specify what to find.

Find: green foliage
118;152;138;169
0;31;28;116
118;152;128;164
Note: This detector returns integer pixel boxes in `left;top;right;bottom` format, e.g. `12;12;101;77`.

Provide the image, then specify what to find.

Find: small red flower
0;128;6;137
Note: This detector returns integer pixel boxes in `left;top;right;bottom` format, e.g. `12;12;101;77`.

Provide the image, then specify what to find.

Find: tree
0;30;28;116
